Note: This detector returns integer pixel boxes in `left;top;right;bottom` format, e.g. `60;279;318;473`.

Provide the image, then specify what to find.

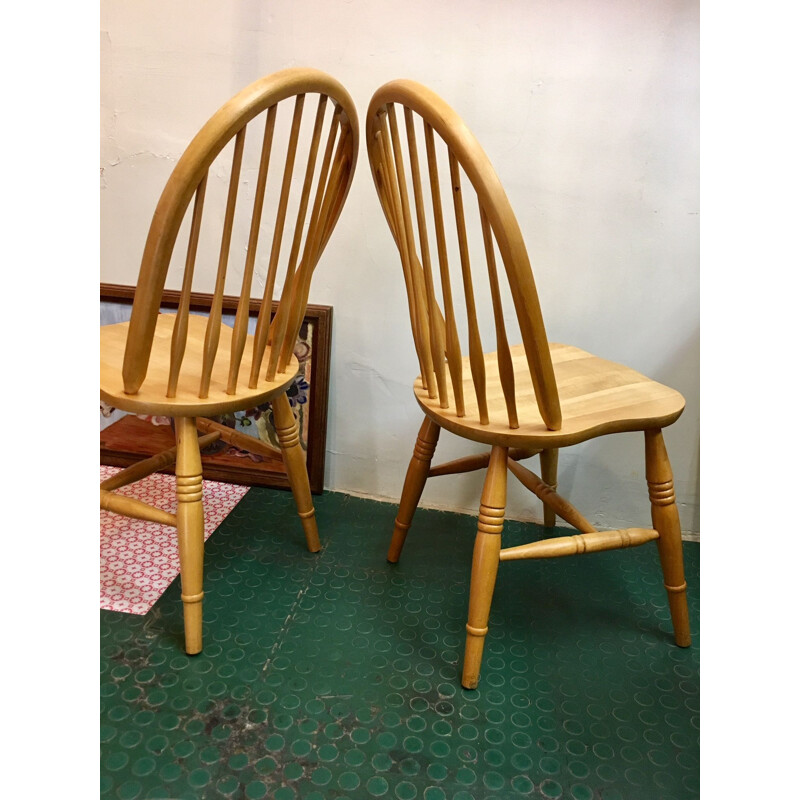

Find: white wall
100;0;699;535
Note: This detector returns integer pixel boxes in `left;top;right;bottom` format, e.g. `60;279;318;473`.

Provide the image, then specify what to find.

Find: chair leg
462;445;508;689
175;416;205;655
387;416;441;563
272;392;321;553
645;429;691;647
540;448;558;528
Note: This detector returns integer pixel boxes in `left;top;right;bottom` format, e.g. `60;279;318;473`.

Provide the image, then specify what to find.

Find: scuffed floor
100;486;699;799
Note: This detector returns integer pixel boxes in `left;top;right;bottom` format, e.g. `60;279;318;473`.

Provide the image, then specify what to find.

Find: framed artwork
100;283;332;494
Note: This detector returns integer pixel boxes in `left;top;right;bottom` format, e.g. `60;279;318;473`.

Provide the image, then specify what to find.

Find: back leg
387;416;440;562
645;429;690;647
272;392;321;552
540;448;558;528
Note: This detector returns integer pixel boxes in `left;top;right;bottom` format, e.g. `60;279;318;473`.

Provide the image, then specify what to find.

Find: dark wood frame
100;283;332;494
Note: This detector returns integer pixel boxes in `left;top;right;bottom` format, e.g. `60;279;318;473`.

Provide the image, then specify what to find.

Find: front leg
175;416;205;654
462;445;508;689
645;429;690;647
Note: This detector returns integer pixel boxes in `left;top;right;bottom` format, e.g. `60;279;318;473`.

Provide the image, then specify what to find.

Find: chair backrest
121;68;358;398
366;80;561;432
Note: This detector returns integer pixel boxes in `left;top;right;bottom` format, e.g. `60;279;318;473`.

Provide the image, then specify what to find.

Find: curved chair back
366;80;561;431
122;68;359;398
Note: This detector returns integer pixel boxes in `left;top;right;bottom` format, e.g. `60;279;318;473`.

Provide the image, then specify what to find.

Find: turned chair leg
175;416;205;655
272;392;321;553
645;429;691;647
540;448;558;528
388;416;441;563
462;445;508;689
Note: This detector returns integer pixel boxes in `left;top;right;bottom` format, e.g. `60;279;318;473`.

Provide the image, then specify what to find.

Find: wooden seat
100;68;358;654
101;314;302;417
366;79;690;689
416;342;685;448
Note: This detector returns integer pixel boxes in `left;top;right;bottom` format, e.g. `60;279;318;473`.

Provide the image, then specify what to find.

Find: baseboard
328;488;700;542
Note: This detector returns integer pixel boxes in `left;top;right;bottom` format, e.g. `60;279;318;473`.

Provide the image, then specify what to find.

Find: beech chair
100;68;358;654
366;80;690;689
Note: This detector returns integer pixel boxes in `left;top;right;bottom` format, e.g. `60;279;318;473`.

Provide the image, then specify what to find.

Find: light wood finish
269;96;329;378
174;417;205;654
425;119;464;415
449;152;488;425
481;207;518;429
506;458;597;535
379;108;437;396
272;393;321;553
99;430;221;528
100;489;177;528
100;69;358;654
366;79;691;689
274;106;353;377
99;431;220;492
540;449;558;528
228;105;276;395
499;528;659;561
121;69;357;397
462;445;507;689
195;417;281;460
404;107;448;406
645;429;691;647
368;80;561;432
200;128;247;399
261;95;307;383
101;314;301;418
414;343;684;449
388;417;441;563
168;177;207;398
428;447;538;479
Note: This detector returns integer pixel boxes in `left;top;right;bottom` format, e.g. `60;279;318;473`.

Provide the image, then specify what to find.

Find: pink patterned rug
100;465;249;614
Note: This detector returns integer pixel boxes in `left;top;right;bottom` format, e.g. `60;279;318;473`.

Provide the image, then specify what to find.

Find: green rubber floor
100;487;700;800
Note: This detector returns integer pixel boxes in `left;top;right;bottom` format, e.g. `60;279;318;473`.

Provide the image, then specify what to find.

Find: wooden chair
366;80;690;689
100;68;358;654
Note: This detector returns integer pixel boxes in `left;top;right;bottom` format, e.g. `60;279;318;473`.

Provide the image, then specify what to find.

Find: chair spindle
168;175;208;397
424;121;465;417
277;110;349;373
249;94;306;389
404;107;449;408
265;95;328;382
199;126;247;398
387;104;437;397
449;150;488;425
376;113;433;392
226;105;278;394
480;206;518;428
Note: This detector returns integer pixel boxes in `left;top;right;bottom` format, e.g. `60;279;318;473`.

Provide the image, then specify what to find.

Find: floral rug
100;465;249;614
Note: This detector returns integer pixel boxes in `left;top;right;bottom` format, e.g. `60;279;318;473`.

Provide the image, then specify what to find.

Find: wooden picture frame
100;283;332;494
